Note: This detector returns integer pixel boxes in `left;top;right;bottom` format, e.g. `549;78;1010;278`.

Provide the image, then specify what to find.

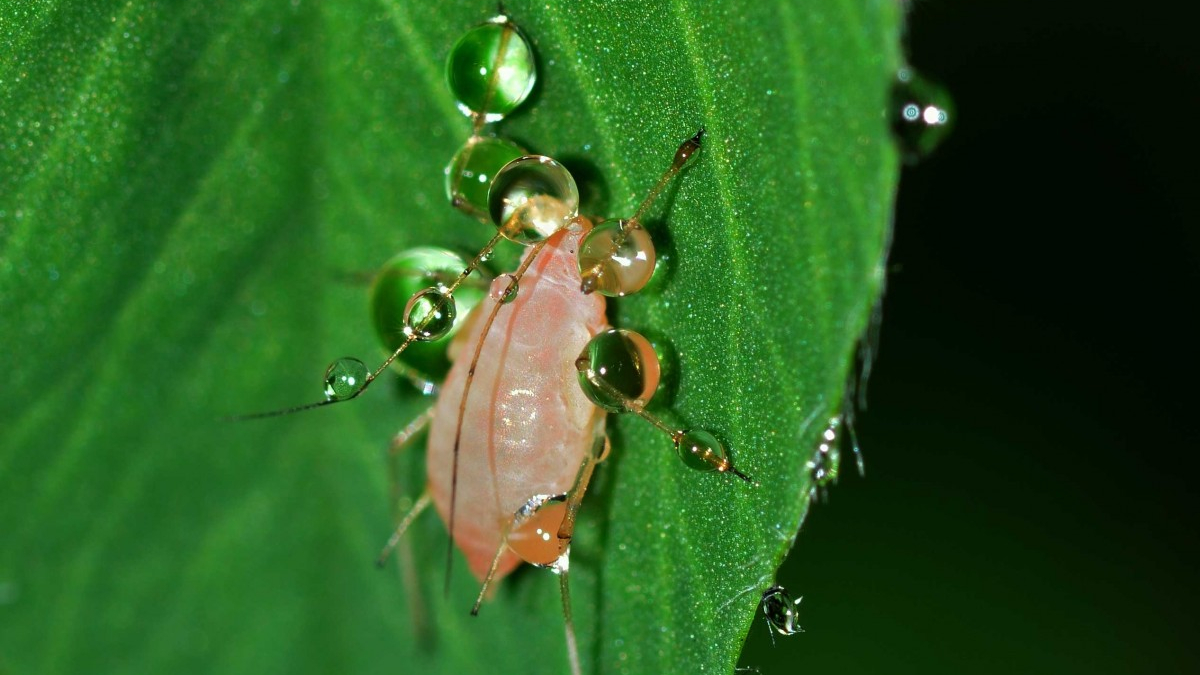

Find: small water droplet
403;287;456;341
323;357;368;401
489;273;519;303
891;67;954;163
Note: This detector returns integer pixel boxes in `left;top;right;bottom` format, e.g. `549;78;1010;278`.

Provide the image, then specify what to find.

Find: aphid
240;12;751;675
760;585;804;638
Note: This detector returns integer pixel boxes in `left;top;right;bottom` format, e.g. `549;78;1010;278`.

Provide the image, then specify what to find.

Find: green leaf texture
0;1;901;673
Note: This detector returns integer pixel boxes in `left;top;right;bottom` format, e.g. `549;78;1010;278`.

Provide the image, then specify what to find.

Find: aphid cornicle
241;13;751;675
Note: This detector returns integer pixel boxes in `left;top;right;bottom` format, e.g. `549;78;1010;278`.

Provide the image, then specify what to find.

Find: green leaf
0;1;901;674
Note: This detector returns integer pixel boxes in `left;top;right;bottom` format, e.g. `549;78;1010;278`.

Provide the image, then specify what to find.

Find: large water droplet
445;136;526;214
488;155;579;244
324;357;368;401
445;18;536;122
891;67;954;163
575;328;660;413
761;585;803;636
577;220;657;297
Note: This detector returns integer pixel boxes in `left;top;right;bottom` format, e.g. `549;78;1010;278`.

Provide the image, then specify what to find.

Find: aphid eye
445;136;526;214
574;328;661;413
488;155;580;244
577;219;657;296
402;287;457;341
322;357;368;401
445;17;537;122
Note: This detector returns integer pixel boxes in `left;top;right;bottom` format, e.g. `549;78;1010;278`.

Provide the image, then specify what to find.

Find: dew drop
807;416;842;499
891;67;954;163
575;329;660;413
445;136;525;213
445;18;536;122
761;585;803;636
323;357;368;401
674;428;730;472
577;219;657;296
488;155;579;244
489;273;519;304
403;287;457;341
507;494;568;567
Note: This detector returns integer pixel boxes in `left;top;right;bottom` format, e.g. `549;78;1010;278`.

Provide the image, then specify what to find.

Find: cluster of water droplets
890;66;954;163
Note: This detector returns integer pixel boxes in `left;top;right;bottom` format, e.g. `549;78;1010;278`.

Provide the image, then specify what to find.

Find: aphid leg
379;406;436;568
445;239;552;591
579;129;704;296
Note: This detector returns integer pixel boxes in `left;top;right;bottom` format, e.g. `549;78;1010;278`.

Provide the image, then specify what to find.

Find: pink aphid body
426;223;607;581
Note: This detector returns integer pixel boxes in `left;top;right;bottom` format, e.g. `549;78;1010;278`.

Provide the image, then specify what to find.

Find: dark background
742;2;1198;673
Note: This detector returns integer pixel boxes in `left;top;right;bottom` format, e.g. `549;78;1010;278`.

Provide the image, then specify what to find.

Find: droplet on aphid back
760;585;803;635
489;273;519;304
574;328;661;412
445;17;536;122
403;287;457;341
488;155;580;244
323;357;368;401
445;136;526;213
577;219;657;296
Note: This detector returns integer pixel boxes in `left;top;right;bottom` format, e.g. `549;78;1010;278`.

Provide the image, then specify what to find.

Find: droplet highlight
323;357;368;401
807;416;842;499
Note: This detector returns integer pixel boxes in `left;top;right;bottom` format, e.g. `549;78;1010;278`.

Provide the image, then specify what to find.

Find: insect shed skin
426;222;607;581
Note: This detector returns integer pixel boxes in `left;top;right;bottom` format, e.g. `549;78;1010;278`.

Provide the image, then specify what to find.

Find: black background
741;2;1198;673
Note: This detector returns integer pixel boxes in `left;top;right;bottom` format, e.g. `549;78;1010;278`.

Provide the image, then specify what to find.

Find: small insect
240;12;752;675
760;585;804;638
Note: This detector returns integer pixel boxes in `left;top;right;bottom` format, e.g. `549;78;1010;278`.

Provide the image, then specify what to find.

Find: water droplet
891;67;954;163
577;220;656;296
371;248;483;379
488;155;579;244
508;494;568;567
807;416;842;499
323;357;368;401
445;136;525;214
674;428;730;472
489;273;519;304
446;18;536;122
403;287;457;341
575;329;660;412
761;585;803;635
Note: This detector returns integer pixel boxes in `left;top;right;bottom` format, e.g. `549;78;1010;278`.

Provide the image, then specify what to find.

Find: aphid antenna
227;232;507;422
580;127;706;295
575;360;756;484
446;235;554;596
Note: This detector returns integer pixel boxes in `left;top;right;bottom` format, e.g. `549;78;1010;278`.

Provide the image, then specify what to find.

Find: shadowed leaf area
0;1;899;674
